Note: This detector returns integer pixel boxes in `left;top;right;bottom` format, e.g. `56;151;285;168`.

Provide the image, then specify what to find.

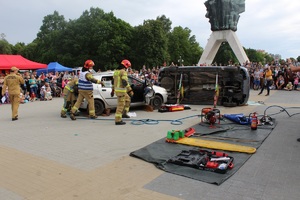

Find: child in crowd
2;87;10;104
284;82;293;91
276;75;285;90
45;82;52;100
52;83;62;97
20;89;25;103
269;82;276;90
24;91;31;102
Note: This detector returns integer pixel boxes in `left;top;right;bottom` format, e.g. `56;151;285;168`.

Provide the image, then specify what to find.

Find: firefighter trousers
115;93;131;122
71;90;96;117
9;94;20;118
61;89;77;115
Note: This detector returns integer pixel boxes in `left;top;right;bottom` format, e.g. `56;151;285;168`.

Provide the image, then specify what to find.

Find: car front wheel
151;95;163;109
94;99;105;116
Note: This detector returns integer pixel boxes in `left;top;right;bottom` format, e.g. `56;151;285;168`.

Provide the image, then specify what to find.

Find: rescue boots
115;121;126;125
61;113;67;118
70;113;76;120
90;115;98;119
12;116;18;121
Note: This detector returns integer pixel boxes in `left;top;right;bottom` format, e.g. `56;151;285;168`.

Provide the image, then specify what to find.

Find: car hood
152;85;167;93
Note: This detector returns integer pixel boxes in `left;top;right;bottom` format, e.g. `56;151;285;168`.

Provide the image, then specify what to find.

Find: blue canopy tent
36;62;73;75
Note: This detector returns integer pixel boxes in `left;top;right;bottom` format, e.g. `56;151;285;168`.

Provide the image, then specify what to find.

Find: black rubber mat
130;118;276;185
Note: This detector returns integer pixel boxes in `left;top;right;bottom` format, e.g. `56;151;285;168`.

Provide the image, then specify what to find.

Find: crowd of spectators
124;60;300;92
245;61;300;92
127;65;161;86
1;60;299;105
0;70;78;104
199;59;300;92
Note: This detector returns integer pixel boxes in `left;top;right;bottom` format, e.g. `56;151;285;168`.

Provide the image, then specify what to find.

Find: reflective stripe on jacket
78;71;93;90
65;78;78;92
113;70;129;93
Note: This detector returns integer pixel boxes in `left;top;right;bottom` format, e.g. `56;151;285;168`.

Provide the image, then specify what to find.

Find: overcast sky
1;0;299;59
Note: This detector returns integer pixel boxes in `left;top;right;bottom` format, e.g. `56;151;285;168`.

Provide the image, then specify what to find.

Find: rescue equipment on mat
158;104;190;112
260;115;274;126
223;113;251;125
165;128;256;154
172;137;256;154
213;73;219;108
166;128;196;142
167;149;234;174
250;112;258;130
201;107;221;127
176;73;183;104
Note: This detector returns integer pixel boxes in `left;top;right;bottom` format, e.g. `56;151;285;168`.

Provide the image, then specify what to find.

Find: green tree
58;8;133;70
0;38;12;54
12;42;26;55
34;11;67;63
264;54;274;65
156;15;172;33
131;19;169;68
168;26;202;66
245;48;265;63
22;42;39;61
214;42;232;65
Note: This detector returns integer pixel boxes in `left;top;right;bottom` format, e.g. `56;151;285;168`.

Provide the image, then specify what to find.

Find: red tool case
167;149;234;174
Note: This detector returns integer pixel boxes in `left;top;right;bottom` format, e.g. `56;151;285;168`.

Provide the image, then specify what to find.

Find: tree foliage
0;39;12;54
34;11;67;63
213;42;237;65
131;19;169;68
168;26;202;66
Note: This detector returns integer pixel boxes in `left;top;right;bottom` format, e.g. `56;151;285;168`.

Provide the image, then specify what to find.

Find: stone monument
198;0;249;65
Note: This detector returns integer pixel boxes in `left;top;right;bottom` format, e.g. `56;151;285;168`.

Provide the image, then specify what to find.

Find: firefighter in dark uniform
2;66;25;121
60;77;78;118
70;60;105;120
111;59;134;125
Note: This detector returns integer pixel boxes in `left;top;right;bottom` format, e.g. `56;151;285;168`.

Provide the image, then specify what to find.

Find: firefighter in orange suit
60;77;78;118
70;60;105;120
2;66;25;121
111;59;134;125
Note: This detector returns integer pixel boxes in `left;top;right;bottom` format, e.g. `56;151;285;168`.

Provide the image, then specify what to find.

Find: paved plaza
0;90;299;200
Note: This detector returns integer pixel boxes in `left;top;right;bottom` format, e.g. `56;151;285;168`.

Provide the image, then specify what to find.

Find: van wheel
161;77;174;90
94;99;105;115
151;95;163;109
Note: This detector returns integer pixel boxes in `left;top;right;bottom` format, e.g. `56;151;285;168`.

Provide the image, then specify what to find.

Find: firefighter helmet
84;60;95;69
121;59;131;68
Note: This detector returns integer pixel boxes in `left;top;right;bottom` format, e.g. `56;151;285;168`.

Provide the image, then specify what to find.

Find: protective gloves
110;89;115;97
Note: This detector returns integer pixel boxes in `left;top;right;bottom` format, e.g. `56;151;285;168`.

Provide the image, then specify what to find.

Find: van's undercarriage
158;66;249;107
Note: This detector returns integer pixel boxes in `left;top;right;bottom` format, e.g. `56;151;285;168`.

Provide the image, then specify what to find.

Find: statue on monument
205;0;245;31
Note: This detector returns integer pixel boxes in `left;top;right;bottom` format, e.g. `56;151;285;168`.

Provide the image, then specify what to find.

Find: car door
128;76;145;103
98;75;118;106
